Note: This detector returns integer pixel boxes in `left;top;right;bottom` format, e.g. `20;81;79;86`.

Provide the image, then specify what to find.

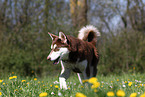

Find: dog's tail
78;25;100;46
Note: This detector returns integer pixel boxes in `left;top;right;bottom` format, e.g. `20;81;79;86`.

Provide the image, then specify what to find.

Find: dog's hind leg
92;57;98;77
59;61;71;89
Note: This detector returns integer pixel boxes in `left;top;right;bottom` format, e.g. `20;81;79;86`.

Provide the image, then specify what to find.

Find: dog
47;25;100;89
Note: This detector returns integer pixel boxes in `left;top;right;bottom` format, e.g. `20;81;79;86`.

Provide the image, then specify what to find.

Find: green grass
0;73;145;97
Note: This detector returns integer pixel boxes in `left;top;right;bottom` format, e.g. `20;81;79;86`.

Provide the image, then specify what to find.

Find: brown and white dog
47;25;100;89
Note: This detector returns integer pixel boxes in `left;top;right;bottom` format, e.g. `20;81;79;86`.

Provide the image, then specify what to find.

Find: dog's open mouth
53;56;61;65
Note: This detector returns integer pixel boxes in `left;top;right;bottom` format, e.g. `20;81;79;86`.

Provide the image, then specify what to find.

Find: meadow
0;72;145;97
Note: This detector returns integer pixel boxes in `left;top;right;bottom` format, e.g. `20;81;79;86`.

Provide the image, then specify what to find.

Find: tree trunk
44;0;50;31
77;0;88;28
70;0;88;28
70;0;78;28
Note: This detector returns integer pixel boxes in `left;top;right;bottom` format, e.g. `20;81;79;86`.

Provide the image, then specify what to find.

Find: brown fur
64;35;99;77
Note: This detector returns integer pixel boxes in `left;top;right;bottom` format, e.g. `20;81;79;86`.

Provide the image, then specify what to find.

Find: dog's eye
54;47;60;51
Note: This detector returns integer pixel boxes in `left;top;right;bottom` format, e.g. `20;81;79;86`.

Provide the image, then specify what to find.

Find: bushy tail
78;25;100;46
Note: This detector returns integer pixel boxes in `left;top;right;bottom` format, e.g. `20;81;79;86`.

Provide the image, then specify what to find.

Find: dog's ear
48;32;58;40
59;32;67;43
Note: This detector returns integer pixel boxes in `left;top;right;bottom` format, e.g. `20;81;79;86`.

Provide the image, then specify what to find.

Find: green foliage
0;73;145;97
98;30;145;75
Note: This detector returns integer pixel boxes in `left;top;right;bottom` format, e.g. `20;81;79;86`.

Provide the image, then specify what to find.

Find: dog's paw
59;77;67;90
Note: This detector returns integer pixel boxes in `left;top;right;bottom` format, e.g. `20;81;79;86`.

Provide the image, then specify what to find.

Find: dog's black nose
47;56;51;60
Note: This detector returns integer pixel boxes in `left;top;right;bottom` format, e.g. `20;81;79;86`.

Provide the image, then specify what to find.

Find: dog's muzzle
47;56;51;60
47;56;61;65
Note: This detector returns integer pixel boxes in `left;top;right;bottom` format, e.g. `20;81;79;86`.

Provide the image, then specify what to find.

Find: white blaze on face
48;44;69;61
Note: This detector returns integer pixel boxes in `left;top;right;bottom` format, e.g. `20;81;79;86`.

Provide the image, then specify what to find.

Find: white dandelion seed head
53;81;59;84
110;86;113;88
51;92;55;95
139;81;142;83
58;92;62;96
123;85;126;87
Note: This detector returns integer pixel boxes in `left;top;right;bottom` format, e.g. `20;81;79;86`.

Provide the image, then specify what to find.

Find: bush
98;30;145;75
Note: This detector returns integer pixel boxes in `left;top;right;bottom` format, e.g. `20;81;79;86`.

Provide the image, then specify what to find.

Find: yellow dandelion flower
94;89;98;92
82;79;88;83
124;81;127;83
111;81;113;83
81;86;84;88
0;92;2;96
91;82;100;89
0;80;3;83
39;92;48;97
31;70;34;73
117;79;119;81
9;77;13;80
116;90;125;97
38;81;40;84
107;91;115;97
27;82;30;84
50;85;52;87
13;76;17;78
55;85;59;88
75;92;86;97
21;80;26;82
34;78;37;81
128;82;133;86
140;84;143;86
130;93;137;97
14;89;18;92
3;83;5;85
140;93;145;97
88;77;97;84
12;72;14;74
68;88;71;90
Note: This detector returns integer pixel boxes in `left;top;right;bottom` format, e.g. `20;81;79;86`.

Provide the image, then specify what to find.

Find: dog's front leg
77;73;83;84
59;61;71;89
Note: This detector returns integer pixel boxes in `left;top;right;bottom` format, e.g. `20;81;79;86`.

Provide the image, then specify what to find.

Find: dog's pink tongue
53;57;60;65
53;61;59;65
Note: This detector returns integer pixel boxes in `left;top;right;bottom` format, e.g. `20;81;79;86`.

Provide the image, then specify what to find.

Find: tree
70;0;88;28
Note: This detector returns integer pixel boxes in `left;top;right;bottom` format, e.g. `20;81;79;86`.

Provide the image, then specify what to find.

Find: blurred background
0;0;145;77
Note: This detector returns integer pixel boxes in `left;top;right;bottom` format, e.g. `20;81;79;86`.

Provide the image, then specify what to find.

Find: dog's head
47;32;70;64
